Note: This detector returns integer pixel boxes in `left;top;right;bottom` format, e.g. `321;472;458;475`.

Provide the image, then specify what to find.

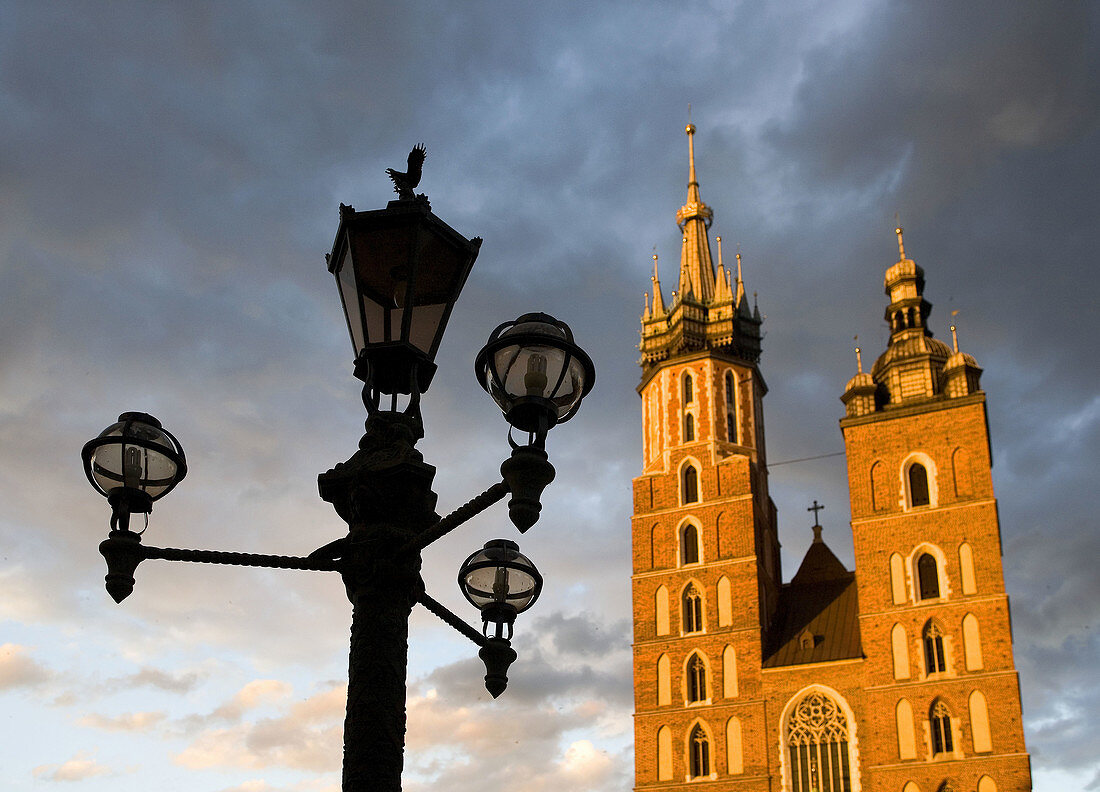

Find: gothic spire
650;253;666;317
676;124;716;303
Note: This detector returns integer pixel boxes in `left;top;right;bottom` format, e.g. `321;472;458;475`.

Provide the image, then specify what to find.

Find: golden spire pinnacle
687;122;698;186
950;310;960;352
895;218;906;262
650;253;666;316
856;343;863;374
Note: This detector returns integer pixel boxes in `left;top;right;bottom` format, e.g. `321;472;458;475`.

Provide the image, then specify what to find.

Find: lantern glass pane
90;421;180;498
409;303;446;355
489;343;585;420
337;250;365;354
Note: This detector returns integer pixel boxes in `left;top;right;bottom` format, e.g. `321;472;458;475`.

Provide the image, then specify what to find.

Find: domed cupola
942;323;983;397
871;227;951;405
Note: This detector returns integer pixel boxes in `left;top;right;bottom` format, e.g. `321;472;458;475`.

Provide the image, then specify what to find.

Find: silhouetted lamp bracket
81;412;187;533
327;200;482;406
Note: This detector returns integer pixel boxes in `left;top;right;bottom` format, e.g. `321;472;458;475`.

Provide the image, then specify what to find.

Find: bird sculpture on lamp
386;143;426;201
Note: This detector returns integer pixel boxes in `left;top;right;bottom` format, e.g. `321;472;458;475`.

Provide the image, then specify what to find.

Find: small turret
942;322;983;397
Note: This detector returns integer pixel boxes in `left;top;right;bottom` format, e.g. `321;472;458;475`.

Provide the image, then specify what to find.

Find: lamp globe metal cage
327;200;482;397
458;539;543;639
474;312;595;441
81;412;187;530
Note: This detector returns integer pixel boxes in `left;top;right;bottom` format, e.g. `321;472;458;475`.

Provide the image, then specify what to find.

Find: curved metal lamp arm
397;480;509;556
416;588;486;648
98;529;340;603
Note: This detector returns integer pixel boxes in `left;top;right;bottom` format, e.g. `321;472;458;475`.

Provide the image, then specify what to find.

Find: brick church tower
631;127;1031;792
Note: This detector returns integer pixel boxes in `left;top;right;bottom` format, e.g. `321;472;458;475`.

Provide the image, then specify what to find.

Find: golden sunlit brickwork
631;127;1032;792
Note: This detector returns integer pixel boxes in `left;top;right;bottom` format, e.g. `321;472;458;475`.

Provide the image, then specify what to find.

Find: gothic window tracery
930;699;954;756
785;692;855;792
923;620;947;675
686;653;707;703
688;723;710;778
683;584;704;633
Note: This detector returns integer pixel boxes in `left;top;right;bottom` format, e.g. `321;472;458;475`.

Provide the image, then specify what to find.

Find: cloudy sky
1;1;1097;790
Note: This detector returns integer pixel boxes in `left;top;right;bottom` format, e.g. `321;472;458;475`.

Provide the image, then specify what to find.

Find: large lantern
327;200;482;396
475;313;595;439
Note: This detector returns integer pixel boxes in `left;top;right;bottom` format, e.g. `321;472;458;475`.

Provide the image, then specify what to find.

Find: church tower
631;125;779;787
839;228;1032;791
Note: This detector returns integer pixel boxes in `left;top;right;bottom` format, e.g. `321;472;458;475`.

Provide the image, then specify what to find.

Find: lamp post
80;158;595;792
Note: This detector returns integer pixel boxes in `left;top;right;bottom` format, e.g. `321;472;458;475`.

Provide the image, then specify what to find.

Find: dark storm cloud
1;1;1097;790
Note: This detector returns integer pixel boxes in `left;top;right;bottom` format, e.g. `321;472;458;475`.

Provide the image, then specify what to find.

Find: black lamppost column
80;153;595;792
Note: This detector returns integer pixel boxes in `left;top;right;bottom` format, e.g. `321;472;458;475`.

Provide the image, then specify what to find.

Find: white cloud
0;643;51;689
32;751;112;782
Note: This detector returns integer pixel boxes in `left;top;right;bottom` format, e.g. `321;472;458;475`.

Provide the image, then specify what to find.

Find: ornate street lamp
80;147;595;792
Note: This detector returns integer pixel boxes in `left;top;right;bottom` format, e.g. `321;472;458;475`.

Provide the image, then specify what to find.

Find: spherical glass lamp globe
458;539;543;638
474;313;595;438
81;412;187;516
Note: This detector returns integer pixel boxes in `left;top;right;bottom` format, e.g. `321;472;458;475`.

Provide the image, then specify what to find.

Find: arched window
726;716;743;774
726;411;737;443
917;553;940;599
959;542;977;595
963;613;983;671
655;586;670;636
682;584;703;633
657;726;673;780
717;576;732;625
923;620;947;675
684;412;695;442
889;553;906;604
686;653;707;703
722;645;738;697
930;699;954;756
896;699;916;760
688;723;710;778
891;623;910;680
681;522;700;565
969;690;992;753
977;775;998;792
786;691;855;792
656;654;671;706
682;464;699;504
871;460;889;512
725;371;734;405
908;463;930;507
683;373;694;404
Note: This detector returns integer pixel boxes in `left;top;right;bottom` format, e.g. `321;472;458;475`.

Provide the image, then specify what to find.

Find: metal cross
807;499;825;525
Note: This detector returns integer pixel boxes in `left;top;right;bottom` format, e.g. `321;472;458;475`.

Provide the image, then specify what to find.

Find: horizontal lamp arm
143;545;340;572
397;480;509;555
416;587;487;648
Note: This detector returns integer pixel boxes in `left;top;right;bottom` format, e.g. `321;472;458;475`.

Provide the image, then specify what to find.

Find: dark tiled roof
763;532;863;668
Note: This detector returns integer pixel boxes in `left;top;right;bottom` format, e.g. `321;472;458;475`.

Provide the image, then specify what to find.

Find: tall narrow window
686;653;707;703
969;690;992;753
682;464;699;504
923;620;947;675
786;691;855;792
681;522;700;564
726;412;736;443
959;542;977;595
655;586;670;635
657;654;671;706
890;553;907;604
683;584;703;633
930;700;954;755
725;371;734;405
722;645;738;697
896;699;916;760
917;553;940;599
683;373;694;404
962;613;983;671
908;463;930;507
684;412;695;442
657;726;673;781
716;576;732;626
891;623;910;680
726;716;743;774
688;724;710;778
